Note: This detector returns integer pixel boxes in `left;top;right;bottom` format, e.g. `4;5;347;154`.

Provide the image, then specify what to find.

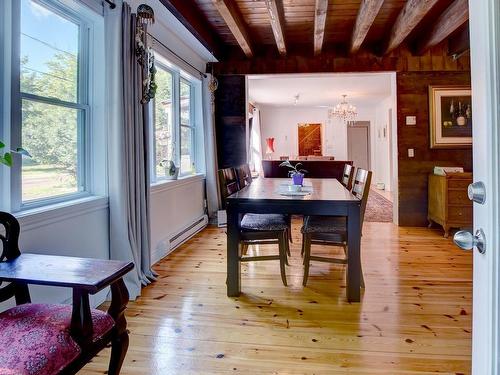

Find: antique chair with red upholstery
0;211;134;375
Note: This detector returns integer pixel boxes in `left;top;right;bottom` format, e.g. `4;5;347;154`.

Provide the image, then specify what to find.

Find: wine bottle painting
440;95;472;138
429;86;472;149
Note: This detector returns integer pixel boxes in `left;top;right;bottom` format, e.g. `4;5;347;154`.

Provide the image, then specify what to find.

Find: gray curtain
106;2;156;300
202;74;221;220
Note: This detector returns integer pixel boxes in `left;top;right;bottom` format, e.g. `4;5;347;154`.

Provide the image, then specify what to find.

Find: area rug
365;190;393;222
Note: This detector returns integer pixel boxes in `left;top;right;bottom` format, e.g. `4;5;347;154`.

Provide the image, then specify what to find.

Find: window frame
179;77;195;177
150;54;199;183
10;0;92;211
150;61;177;183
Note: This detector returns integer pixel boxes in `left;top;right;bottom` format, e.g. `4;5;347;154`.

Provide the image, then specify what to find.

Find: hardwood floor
81;221;472;374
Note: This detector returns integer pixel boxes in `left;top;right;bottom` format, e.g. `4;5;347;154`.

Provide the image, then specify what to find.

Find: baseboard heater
169;215;208;252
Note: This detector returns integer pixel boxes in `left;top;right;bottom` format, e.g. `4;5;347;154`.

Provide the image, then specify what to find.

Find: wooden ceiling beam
385;0;440;54
264;0;287;56
314;0;329;56
159;0;222;58
212;0;253;58
415;0;469;55
448;22;470;58
350;0;384;53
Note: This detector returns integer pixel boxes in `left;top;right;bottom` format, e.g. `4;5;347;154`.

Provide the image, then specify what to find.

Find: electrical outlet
408;148;415;158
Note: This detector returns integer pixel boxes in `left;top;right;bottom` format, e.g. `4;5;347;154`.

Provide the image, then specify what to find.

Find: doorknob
453;229;486;254
468;181;486;204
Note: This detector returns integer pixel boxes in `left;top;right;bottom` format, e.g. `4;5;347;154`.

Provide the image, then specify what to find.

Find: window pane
20;0;79;103
22;99;81;202
180;80;191;126
154;67;174;179
180;126;193;174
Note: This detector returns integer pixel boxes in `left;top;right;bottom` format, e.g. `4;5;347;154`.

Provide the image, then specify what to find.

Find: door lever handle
453;229;486;254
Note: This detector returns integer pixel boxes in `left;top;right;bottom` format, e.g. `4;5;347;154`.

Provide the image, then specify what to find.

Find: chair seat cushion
0;303;114;375
241;214;288;231
301;216;347;234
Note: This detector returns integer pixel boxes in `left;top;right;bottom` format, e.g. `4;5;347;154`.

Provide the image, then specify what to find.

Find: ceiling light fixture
294;94;300;106
329;94;357;122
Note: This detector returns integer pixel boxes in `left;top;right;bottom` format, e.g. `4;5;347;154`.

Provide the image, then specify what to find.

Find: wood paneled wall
212;45;470;75
397;71;472;226
214;75;247;169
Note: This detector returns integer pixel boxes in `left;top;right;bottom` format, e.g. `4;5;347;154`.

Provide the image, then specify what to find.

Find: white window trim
3;0;106;214
150;172;205;195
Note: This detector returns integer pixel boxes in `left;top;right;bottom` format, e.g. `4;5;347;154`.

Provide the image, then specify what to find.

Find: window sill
15;196;109;231
151;173;205;195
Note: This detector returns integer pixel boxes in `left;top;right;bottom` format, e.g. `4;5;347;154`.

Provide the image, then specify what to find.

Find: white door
347;122;370;170
455;1;500;374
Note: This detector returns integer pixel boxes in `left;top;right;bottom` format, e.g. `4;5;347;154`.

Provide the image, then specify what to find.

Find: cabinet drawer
448;206;473;222
448;179;471;189
448;190;471;205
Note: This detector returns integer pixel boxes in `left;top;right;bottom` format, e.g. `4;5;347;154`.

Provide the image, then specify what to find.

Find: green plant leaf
0;140;5;149
0;153;13;167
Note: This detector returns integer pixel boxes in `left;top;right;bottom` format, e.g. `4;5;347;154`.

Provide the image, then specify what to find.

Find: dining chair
300;168;372;288
341;163;355;190
218;167;290;286
235;164;253;189
235;164;294;244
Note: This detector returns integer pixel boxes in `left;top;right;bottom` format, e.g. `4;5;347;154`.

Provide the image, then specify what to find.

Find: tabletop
0;253;134;294
227;178;358;203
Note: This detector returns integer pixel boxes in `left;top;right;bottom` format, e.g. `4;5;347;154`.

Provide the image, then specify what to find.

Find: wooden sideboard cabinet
428;173;473;238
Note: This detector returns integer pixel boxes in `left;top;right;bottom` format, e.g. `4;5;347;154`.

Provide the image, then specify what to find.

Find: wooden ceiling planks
165;0;470;59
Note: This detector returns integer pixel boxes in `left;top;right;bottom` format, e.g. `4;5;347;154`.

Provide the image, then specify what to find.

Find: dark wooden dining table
226;177;363;302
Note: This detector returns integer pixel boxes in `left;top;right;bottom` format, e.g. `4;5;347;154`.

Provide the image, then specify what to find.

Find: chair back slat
235;164;253;189
0;212;23;303
341;164;355;190
351;168;373;226
218;168;240;208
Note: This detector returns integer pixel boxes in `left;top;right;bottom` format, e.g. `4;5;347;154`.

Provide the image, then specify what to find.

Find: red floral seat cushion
0;303;114;375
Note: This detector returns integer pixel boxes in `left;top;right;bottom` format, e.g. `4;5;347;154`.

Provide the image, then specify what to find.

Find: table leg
347;204;361;302
227;207;241;297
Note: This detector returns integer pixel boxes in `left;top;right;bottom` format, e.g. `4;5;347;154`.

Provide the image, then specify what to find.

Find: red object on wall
265;137;275;154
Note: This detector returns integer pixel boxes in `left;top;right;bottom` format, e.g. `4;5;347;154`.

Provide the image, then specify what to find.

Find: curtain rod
104;0;116;9
150;35;208;78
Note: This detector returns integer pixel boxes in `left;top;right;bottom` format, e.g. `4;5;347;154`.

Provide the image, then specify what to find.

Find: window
180;79;195;174
153;67;174;179
14;0;90;207
151;56;201;182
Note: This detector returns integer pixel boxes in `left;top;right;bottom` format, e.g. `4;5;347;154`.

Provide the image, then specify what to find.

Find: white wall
373;96;394;191
150;175;206;264
259;104;377;161
258;103;397;192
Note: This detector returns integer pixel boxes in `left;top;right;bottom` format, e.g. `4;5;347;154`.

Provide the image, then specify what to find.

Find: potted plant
160;159;179;180
0;140;30;167
279;160;308;186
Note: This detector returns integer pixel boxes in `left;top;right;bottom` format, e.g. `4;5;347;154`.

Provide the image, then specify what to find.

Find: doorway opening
246;72;398;224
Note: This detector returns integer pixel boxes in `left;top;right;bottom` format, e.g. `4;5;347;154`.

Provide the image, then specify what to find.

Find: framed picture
429;85;472;149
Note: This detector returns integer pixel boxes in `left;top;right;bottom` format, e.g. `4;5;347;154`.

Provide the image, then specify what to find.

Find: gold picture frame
429;85;472;149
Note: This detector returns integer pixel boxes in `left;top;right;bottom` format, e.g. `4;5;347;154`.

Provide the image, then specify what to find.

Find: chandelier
329;95;357;122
